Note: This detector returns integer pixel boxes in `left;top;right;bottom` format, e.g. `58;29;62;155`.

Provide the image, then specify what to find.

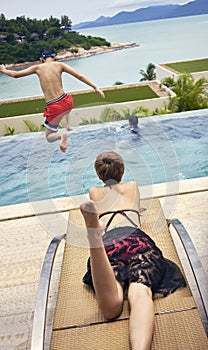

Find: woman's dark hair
94;151;124;183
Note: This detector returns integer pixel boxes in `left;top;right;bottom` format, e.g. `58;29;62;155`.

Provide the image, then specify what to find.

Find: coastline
6;42;139;70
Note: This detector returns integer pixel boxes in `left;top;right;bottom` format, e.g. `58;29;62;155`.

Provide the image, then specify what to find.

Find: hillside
73;0;208;29
0;15;111;64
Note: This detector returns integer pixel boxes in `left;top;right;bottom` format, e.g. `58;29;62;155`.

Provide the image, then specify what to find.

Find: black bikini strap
99;209;141;232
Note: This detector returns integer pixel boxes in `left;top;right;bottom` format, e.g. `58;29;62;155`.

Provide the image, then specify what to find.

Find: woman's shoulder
89;186;104;200
89;181;138;196
122;180;137;188
122;181;139;196
90;185;103;192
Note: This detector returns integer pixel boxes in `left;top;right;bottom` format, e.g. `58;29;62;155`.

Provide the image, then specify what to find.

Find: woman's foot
60;133;67;152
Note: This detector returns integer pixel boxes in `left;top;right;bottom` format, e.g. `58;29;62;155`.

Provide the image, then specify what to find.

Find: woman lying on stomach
80;150;186;350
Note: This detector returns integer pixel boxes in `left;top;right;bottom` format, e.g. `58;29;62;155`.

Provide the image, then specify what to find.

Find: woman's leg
80;201;124;319
128;283;154;350
45;129;67;152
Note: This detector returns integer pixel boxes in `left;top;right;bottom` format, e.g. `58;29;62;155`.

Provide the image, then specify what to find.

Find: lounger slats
153;309;208;350
51;309;208;350
52;243;196;330
49;199;208;349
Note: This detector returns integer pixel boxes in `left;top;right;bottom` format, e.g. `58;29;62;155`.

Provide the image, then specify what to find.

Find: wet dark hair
94;151;124;183
129;114;138;126
41;47;56;59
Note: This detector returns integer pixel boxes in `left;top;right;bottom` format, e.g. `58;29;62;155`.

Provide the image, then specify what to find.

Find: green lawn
0;85;158;118
73;86;158;107
165;58;208;74
0;99;46;118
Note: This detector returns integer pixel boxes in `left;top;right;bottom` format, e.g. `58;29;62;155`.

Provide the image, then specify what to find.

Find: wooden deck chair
31;198;208;350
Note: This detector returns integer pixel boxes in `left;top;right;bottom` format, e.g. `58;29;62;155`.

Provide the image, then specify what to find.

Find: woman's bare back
89;181;141;228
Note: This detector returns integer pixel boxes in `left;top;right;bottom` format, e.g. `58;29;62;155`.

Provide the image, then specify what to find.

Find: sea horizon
0;14;208;101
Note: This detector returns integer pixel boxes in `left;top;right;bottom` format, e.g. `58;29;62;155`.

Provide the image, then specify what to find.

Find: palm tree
162;74;208;112
139;63;156;81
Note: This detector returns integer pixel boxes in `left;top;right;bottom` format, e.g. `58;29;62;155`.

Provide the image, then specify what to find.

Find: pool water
0;110;207;207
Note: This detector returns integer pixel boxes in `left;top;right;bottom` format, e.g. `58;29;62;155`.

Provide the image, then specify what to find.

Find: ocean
0;14;208;100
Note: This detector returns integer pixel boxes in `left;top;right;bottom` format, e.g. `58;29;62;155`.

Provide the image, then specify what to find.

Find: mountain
73;0;208;29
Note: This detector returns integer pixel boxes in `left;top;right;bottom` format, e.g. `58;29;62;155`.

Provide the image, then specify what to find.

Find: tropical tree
0;13;7;31
48;16;60;28
0;14;110;64
61;15;72;30
139;63;156;81
162;74;208;112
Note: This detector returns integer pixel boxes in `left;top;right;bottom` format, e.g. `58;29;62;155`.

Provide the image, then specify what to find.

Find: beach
6;42;139;70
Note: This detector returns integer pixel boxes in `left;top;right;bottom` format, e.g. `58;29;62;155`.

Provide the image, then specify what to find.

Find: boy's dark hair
129;114;138;127
94;151;124;183
41;47;56;59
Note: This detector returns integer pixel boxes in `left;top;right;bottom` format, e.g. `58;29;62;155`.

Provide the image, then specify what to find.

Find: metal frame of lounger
31;234;66;350
30;218;208;350
168;219;208;335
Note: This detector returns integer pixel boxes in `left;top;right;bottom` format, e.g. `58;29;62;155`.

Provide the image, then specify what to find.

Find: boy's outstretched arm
0;64;37;78
61;63;105;99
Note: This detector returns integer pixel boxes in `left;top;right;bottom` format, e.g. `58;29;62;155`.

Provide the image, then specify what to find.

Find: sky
0;0;192;25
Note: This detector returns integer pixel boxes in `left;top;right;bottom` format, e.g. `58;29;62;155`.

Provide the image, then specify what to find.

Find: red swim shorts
43;93;74;132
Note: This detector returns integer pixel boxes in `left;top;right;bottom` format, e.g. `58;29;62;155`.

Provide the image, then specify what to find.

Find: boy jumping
0;47;105;152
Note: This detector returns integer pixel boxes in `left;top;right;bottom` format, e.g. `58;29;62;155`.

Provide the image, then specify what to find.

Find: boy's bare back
0;56;105;102
33;60;67;102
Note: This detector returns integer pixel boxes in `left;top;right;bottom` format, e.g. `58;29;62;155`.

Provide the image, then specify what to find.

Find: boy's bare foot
60;133;67;152
66;125;73;131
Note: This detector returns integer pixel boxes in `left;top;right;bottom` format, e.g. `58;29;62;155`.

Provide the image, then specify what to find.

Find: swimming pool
0;109;207;207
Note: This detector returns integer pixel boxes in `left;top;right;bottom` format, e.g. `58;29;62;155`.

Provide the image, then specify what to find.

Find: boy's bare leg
65;112;73;131
45;129;67;152
80;200;124;319
128;283;154;350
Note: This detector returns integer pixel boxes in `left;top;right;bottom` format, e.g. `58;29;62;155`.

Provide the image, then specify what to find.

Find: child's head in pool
128;114;138;127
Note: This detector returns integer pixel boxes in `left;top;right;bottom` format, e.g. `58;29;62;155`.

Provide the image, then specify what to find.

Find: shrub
4;125;15;136
24;120;44;132
100;107;122;122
